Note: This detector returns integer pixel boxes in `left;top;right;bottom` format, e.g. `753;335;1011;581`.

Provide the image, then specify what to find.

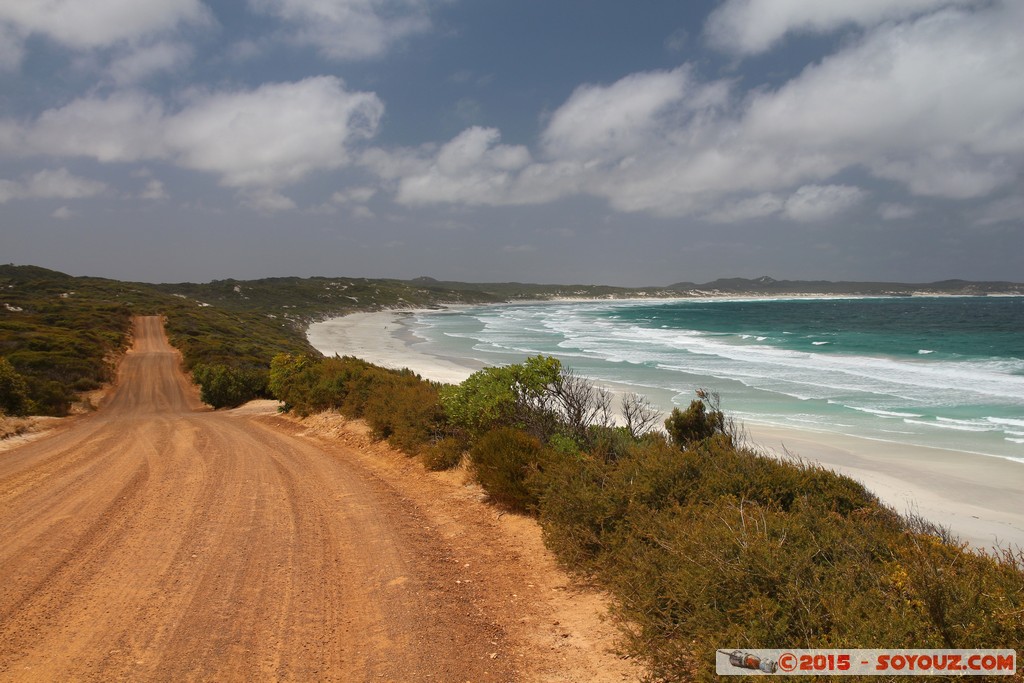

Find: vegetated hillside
404;277;676;300
1;265;146;415
668;276;1024;296
150;275;507;323
0;265;530;415
0;265;317;414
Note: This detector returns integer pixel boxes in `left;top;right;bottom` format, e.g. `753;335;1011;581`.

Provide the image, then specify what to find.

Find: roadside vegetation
270;351;1024;682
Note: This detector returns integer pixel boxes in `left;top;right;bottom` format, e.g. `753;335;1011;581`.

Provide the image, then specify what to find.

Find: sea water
406;297;1024;462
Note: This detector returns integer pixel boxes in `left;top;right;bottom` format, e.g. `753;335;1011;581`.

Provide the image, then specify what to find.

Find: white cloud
243;188;297;212
704;193;784;223
331;186;376;204
108;42;193;85
249;0;432;60
783;184;866;222
869;152;1014;199
165;77;383;187
0;0;210;52
141;179;168;200
0;180;21;203
742;5;1024;158
705;0;980;55
541;66;724;161
975;196;1024;227
52;206;73;219
27;168;108;199
0;22;23;71
0;168;107;203
5;77;383;190
5;2;1018;226
391;127;535;206
366;2;1023;222
878;203;917;221
23;91;169;162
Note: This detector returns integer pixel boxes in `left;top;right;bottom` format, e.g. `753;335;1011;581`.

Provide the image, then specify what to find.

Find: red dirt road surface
0;317;638;682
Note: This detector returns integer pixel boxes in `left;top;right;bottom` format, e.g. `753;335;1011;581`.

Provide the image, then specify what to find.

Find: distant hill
666;276;1024;296
406;277;670;300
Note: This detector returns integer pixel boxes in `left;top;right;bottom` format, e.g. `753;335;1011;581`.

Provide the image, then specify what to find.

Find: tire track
0;317;517;682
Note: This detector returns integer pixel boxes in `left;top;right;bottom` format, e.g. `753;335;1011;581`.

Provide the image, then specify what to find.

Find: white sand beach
307;311;479;385
307;311;1024;552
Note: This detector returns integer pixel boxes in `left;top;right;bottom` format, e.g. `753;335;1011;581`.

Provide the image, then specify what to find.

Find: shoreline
306;310;1024;552
307;310;481;385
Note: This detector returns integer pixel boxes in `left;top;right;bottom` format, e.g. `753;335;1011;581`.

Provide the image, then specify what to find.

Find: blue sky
2;0;1023;285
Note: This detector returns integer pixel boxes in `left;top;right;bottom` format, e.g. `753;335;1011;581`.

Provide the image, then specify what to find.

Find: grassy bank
269;352;1024;682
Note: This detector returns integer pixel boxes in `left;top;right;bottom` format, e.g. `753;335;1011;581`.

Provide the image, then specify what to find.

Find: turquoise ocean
405;297;1024;463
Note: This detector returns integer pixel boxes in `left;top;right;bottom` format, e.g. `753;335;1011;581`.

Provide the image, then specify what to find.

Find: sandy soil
0;317;640;682
0;416;63;453
308;310;1024;553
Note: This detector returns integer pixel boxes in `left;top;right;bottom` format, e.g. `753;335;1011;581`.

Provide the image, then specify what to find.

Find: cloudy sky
2;0;1023;286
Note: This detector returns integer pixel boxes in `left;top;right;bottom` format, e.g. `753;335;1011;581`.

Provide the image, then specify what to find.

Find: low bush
470;427;550;513
664;391;728;448
439;356;562;441
422;436;465;471
537;423;1024;681
192;363;268;409
0;357;32;416
363;374;445;453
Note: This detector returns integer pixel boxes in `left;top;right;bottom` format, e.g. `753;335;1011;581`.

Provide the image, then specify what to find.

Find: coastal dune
308;311;1024;552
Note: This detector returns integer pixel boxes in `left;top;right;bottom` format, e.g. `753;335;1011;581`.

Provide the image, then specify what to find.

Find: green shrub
470;427;550;513
440;355;561;440
530;405;1024;681
24;377;72;416
0;357;32;416
587;424;641;462
422;437;465;471
363;374;445;453
192;363;267;409
664;396;726;448
268;353;317;411
537;452;620;569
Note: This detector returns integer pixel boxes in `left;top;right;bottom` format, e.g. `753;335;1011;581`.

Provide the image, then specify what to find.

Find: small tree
0;357;32;416
193;364;266;409
664;389;729;448
621;392;661;439
268;353;316;411
440;355;561;439
550;368;614;445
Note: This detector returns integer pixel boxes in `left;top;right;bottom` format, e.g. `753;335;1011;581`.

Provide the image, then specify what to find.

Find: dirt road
0;317;637;682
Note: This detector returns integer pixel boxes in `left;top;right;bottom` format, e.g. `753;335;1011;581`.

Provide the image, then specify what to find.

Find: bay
407;297;1024;462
